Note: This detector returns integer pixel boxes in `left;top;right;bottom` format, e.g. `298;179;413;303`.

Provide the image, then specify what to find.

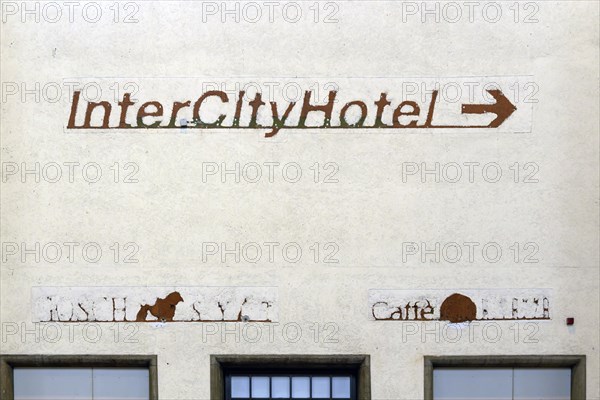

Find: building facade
1;1;599;399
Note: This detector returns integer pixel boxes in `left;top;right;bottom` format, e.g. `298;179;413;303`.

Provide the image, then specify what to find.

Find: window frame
211;355;370;400
0;354;158;400
423;355;586;400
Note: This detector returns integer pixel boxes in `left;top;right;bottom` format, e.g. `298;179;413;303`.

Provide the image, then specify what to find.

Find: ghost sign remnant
32;287;278;323
369;289;551;323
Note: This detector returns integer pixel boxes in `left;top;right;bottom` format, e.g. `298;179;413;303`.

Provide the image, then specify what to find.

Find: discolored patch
440;293;477;323
136;291;184;322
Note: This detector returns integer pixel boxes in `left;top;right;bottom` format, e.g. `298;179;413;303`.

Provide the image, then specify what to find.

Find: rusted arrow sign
460;89;517;128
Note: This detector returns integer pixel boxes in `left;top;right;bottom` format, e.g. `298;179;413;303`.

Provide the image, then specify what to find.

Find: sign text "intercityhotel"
67;89;517;138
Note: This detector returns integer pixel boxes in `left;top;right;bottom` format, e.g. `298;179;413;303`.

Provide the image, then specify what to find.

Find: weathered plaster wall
2;268;599;398
1;1;598;399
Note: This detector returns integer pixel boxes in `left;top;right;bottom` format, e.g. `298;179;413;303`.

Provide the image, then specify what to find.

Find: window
211;355;370;400
227;374;355;399
14;367;149;400
424;355;585;400
433;368;571;399
0;355;158;400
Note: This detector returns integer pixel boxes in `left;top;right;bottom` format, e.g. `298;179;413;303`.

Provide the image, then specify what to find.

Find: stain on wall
135;291;184;322
439;293;477;323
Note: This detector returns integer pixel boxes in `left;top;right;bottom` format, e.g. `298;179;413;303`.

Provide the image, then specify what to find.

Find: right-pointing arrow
461;89;517;128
